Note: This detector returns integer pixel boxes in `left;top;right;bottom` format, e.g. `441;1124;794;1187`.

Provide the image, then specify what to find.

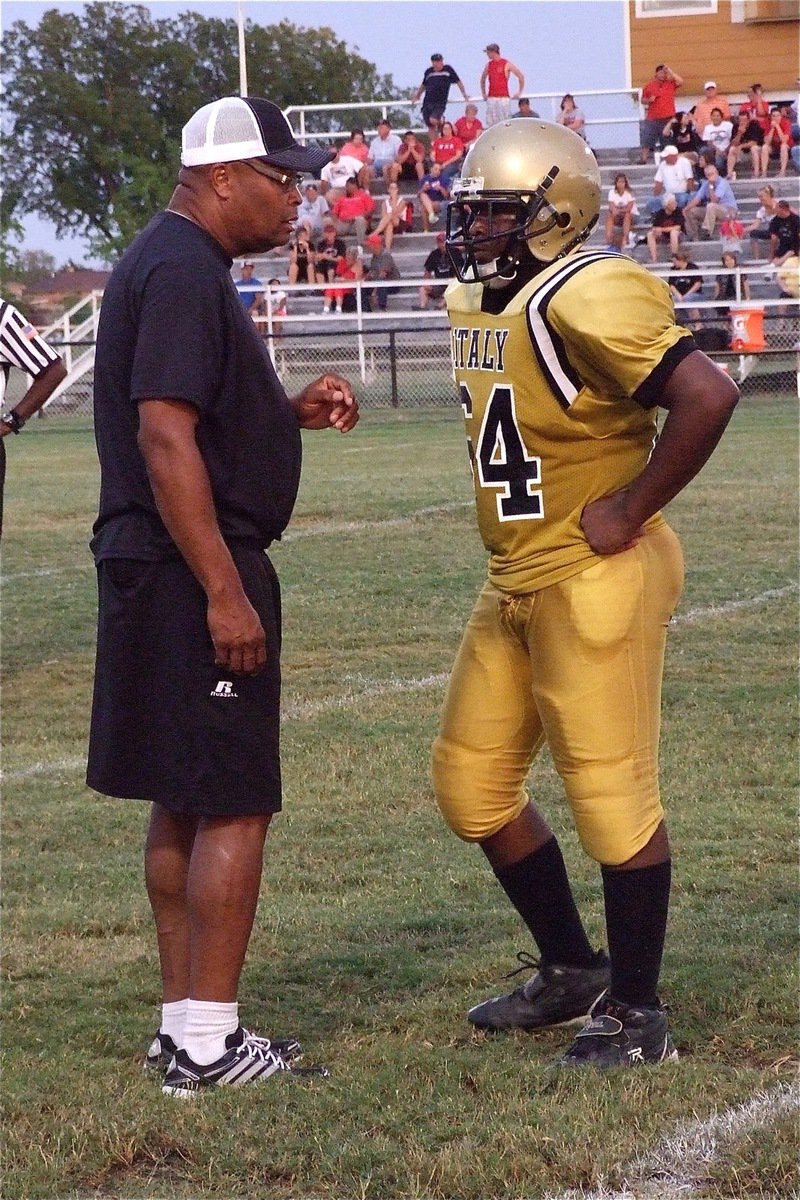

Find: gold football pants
432;524;685;865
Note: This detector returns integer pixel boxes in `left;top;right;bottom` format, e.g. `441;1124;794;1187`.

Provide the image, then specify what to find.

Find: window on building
636;0;717;15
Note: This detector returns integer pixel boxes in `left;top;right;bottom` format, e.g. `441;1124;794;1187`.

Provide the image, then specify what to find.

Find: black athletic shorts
86;543;282;817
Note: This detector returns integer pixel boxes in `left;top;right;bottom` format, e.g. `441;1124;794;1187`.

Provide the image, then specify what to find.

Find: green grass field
2;395;798;1200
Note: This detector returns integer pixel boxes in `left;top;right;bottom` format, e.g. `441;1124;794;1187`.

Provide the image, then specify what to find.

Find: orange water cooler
729;306;766;352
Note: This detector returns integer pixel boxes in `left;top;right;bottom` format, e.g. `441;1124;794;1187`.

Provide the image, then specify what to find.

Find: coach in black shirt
87;96;358;1097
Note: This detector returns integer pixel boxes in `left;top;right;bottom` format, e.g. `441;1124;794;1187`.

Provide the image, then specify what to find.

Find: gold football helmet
446;120;602;281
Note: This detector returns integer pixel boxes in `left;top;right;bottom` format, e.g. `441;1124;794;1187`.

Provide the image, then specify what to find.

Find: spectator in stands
713;251;749;317
412;53;469;135
296;183;330;240
287;234;316;285
265;279;288;333
661;111;701;163
314;222;347;289
738;83;771;135
480;43;525;126
366;120;403;185
319;147;366;199
362;233;400;312
646;194;685;263
726;111;765;180
769;199;800;266
390;130;426;184
331;177;374;244
430;120;465;185
745;185;779;259
604;173;639;251
668;249;702;323
416;232;457;309
511;97;540;119
557;93;587;140
339;128;369;165
683;164;738;240
417;162;450;230
760;108;793;177
373;181;414;250
691;82;732;138
639;64;683;163
235;261;264;319
645;144;695;214
700;108;734;173
454;103;484;146
323;245;363;314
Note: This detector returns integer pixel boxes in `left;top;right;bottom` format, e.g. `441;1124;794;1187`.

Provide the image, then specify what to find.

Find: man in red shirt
331;177;375;243
640;64;684;163
480;43;525;126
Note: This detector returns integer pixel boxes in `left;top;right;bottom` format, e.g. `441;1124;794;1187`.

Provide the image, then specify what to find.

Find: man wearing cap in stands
692;81;732;141
480;43;525;126
412;52;470;136
645;144;696;215
87;96;359;1097
639;64;684;164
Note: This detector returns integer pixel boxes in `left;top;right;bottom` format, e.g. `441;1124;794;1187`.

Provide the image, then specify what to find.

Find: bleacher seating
242;145;797;325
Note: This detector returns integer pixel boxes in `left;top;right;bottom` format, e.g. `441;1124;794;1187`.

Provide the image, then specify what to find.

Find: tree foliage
1;3;397;261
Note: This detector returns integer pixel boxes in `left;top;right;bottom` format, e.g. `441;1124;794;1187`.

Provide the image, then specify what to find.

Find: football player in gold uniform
434;121;738;1067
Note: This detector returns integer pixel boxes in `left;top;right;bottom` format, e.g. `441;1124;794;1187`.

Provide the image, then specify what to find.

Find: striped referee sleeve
0;300;62;377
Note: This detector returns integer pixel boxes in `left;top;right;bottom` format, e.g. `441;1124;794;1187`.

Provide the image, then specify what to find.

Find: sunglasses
244;160;301;191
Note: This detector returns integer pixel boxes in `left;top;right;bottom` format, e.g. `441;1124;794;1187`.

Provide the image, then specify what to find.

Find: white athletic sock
160;998;188;1044
181;999;239;1066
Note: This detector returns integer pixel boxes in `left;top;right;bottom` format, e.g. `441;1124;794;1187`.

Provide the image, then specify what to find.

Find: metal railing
284;88;644;150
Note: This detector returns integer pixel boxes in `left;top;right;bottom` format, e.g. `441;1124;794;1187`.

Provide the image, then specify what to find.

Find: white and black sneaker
144;1031;178;1073
161;1027;327;1098
468;950;610;1031
559;993;678;1069
145;1027;302;1074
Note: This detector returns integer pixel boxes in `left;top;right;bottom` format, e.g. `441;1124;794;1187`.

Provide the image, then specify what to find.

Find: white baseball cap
662;144;679;156
704;81;717;90
181;96;333;173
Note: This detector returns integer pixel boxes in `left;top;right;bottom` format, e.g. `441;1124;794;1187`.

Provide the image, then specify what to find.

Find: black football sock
601;859;671;1008
493;836;597;968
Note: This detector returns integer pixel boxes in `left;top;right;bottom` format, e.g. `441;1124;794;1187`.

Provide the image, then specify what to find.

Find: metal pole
237;0;248;97
389;329;398;407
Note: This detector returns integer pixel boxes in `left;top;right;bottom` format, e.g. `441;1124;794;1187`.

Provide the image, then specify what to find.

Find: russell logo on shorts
210;680;238;698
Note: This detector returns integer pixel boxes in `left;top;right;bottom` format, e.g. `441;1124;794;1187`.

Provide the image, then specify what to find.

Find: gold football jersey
446;250;694;593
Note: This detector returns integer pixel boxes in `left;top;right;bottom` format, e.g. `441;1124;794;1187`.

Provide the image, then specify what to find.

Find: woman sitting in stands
760;108;793;177
713;250;750;318
323;246;363;315
373;181;414;251
557;93;587;140
429;121;465;185
662;111;701;163
604;173;639;250
287;234;316;286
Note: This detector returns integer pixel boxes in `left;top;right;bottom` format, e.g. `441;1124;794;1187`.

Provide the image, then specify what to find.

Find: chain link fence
12;297;798;425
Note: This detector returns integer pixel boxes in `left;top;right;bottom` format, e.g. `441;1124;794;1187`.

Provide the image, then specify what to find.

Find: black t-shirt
423;247;456;279
91;211;302;561
669;262;701;296
769;212;800;256
421;64;461;107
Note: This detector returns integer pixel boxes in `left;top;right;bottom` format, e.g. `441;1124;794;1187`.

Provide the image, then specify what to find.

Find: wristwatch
0;408;25;433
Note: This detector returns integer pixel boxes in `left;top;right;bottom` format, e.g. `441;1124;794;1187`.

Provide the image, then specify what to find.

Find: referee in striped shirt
0;298;67;536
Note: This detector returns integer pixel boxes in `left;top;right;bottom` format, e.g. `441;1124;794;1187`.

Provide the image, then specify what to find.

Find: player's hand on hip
292;374;360;432
580;490;645;556
207;594;267;675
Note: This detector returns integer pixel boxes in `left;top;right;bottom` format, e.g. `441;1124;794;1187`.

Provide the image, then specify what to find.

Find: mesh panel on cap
181;98;266;166
209;104;261;148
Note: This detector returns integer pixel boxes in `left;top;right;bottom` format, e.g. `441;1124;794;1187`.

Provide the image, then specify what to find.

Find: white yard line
543;1081;800;1200
1;582;794;782
672;582;798;625
0;502;473;581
